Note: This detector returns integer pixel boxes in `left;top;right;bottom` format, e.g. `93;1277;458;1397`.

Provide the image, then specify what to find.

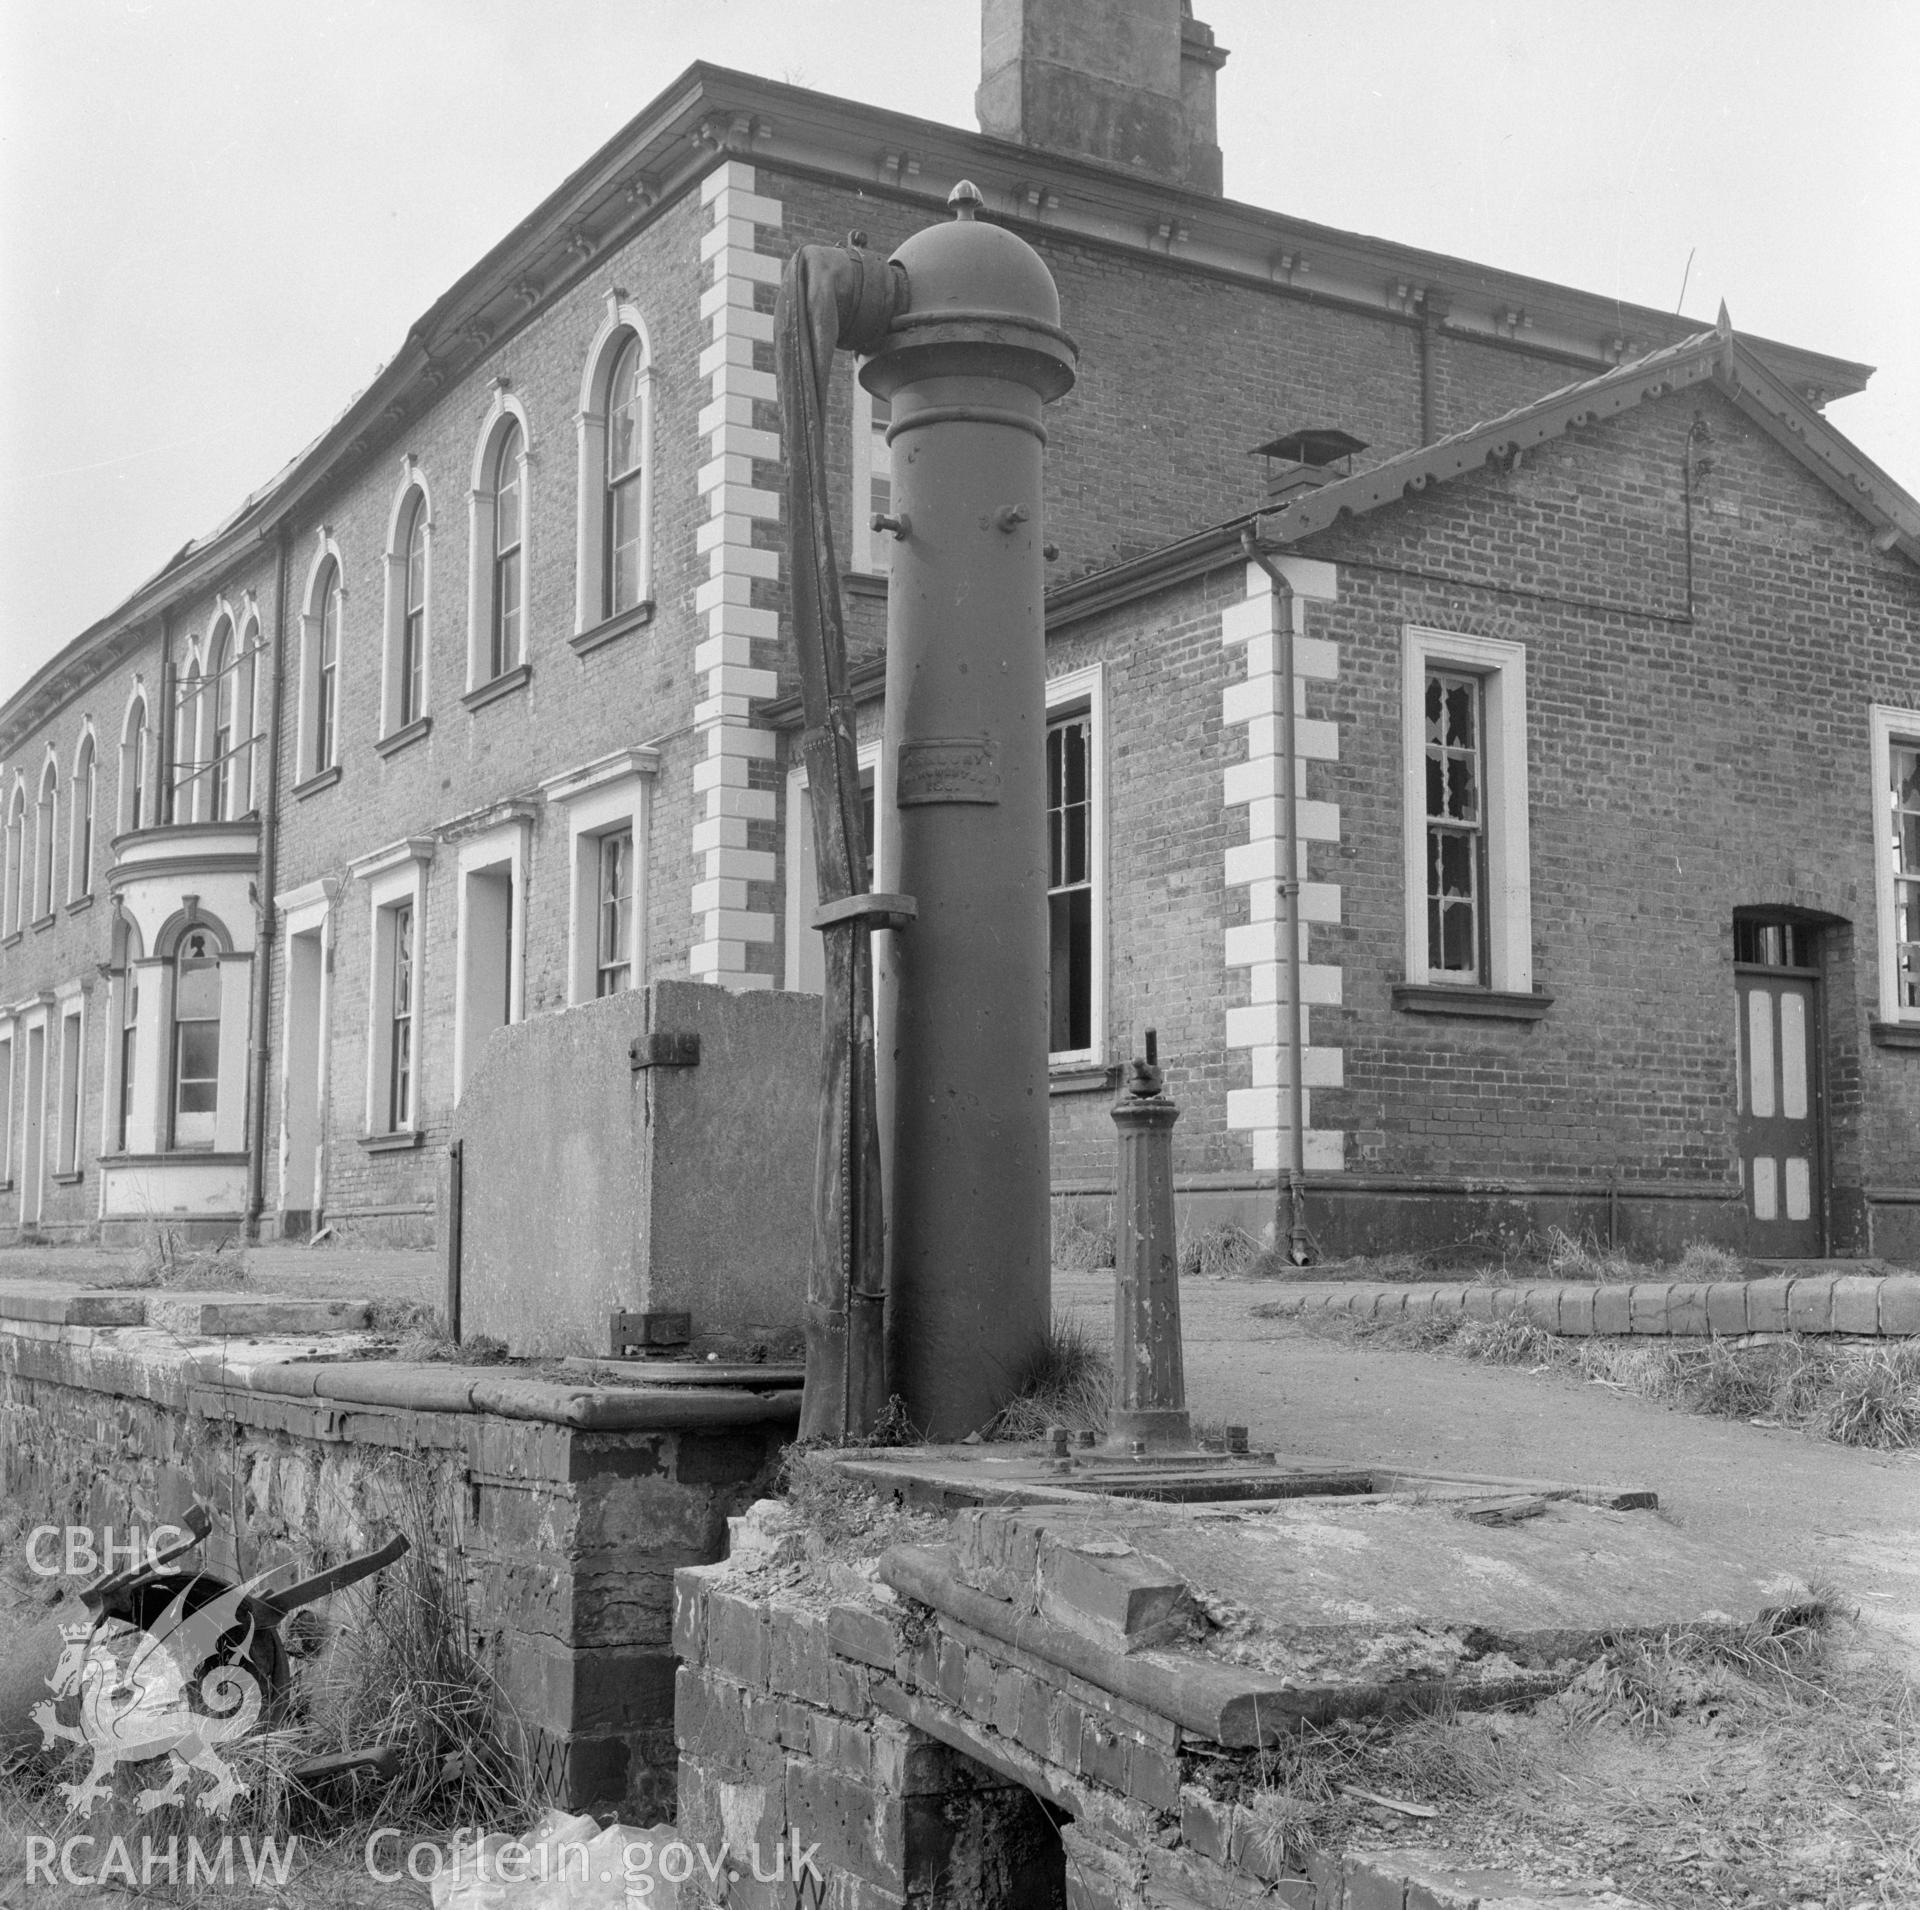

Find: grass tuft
1305;1307;1920;1451
983;1310;1112;1441
1180;1221;1263;1280
1051;1198;1116;1272
130;1225;248;1290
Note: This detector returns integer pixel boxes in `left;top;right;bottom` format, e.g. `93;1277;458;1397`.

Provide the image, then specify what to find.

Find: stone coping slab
881;1496;1807;1742
1255;1271;1920;1336
0;1278;369;1334
0;1316;802;1431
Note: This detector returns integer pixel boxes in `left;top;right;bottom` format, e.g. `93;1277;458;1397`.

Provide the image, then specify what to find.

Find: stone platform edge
1256;1271;1920;1337
0;1313;802;1433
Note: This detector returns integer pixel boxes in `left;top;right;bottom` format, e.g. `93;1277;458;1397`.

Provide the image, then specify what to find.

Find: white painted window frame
297;531;347;782
850;371;892;578
54;988;84;1176
574;300;655;636
545;749;658;1007
452;819;529;1099
783;737;886;996
1870;702;1920;1024
1046;661;1109;1068
118;684;151;835
467;388;533;689
1401;625;1533;994
0;1019;13;1187
67;725;96;901
382;465;434;736
354;839;432;1136
275;879;335;1217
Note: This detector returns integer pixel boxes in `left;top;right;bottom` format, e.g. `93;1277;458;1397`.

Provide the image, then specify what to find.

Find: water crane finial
948;180;983;221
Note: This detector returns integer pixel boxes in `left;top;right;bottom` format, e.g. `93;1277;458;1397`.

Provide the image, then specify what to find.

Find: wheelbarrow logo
34;1578;271;1818
29;1506;408;1819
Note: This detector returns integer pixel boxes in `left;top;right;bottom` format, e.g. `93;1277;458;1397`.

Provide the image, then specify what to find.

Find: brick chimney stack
976;0;1229;196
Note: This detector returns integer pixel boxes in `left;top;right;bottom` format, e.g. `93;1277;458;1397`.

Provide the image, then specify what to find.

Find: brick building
3;1;1916;1268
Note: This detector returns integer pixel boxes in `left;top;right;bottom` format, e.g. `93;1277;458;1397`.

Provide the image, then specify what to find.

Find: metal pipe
1240;531;1312;1267
244;523;292;1234
866;183;1078;1438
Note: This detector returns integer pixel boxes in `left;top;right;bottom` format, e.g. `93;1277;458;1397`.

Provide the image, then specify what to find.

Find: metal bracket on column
811;892;918;933
630;1032;700;1071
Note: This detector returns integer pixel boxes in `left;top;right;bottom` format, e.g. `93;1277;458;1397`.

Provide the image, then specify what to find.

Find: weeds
1207;1602;1916;1909
307;1458;531;1836
1315;1309;1920;1450
363;1298;509;1365
130;1226;248;1290
1052;1198;1115;1272
1180;1221;1262;1280
982;1310;1112;1441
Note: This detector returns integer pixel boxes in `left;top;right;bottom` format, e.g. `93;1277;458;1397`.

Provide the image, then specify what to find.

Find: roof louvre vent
1249;428;1368;503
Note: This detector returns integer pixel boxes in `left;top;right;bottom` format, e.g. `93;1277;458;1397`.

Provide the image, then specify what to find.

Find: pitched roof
1255;318;1920;565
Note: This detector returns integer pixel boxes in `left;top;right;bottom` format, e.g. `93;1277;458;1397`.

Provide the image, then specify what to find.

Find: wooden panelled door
1733;918;1823;1256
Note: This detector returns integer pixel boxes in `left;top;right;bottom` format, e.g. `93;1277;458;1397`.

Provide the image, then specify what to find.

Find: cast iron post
1109;1030;1191;1451
863;183;1078;1439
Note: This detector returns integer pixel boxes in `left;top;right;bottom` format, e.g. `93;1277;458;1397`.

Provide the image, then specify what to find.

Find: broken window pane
1424;669;1485;978
1047;711;1094;1050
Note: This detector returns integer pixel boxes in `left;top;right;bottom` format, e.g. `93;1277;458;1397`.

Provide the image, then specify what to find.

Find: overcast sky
3;0;1915;709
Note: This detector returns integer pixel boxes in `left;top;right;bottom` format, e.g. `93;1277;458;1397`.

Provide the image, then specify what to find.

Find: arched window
315;561;341;772
234;617;260;813
604;335;647;620
69;735;95;899
34;757;58;920
401;493;427;726
170;924;222;1150
574;312;654;642
490;423;524;680
171;662;200;822
3;783;23;936
121;696;150;834
208;621;234;820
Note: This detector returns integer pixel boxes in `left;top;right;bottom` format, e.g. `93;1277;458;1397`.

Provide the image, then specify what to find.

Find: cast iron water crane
778;183;1077;1441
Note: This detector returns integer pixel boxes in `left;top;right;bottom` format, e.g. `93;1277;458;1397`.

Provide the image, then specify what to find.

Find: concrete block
1341;1851;1411;1909
706;1588;771;1688
673;1666;747;1767
1590;1285;1631;1335
1038;1531;1196;1649
827;1601;896;1670
1078;1711;1132;1793
1787;1276;1834;1334
784;1763;906;1890
1880;1278;1920;1336
1126;1738;1181;1814
1628;1282;1672;1333
1520;1289;1559;1332
1462;1287;1497;1323
1745;1277;1791;1333
1489;1286;1524;1319
456;980;822;1357
1705;1282;1748;1336
769;1602;832;1706
1557;1286;1594;1336
1180;1788;1232;1864
1666;1283;1709;1335
1830;1276;1882;1335
811;1709;875;1781
961;1646;999;1725
825;1657;871;1719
